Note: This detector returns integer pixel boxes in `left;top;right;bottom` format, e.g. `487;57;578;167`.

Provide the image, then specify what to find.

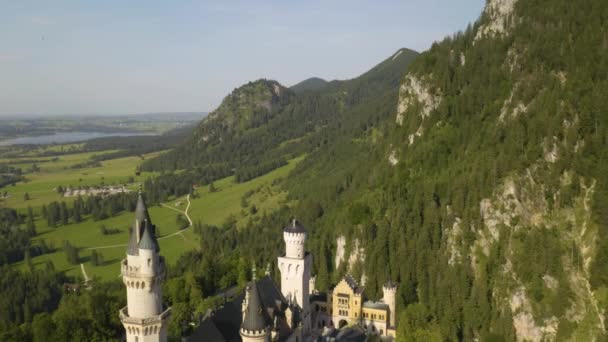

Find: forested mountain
2;0;606;341
290;77;328;93
285;0;608;340
140;49;419;184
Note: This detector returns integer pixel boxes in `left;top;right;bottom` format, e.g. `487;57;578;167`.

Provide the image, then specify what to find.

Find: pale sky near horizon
0;0;485;116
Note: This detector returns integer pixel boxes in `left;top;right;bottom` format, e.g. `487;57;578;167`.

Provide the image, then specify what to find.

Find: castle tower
240;279;269;342
277;219;312;334
309;275;316;294
382;280;398;328
120;192;171;342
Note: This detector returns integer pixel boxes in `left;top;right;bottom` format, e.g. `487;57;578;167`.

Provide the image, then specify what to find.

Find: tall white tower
120;192;171;342
382;280;398;328
277;219;312;334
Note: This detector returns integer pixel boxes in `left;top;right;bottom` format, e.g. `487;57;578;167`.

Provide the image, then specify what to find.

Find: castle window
147;258;151;266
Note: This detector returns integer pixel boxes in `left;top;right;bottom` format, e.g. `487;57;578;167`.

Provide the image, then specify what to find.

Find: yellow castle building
310;274;397;339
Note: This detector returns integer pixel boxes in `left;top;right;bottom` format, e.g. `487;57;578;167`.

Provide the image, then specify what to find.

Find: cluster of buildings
119;193;397;342
63;185;130;197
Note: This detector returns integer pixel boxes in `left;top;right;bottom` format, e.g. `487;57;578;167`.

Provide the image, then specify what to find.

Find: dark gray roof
241;281;267;332
135;192;151;224
334;326;367;341
128;191;155;255
187;319;227;342
283;219;306;234
188;275;291;342
138;221;159;251
310;292;327;303
385;278;398;288
344;274;363;293
127;225;139;256
362;301;389;310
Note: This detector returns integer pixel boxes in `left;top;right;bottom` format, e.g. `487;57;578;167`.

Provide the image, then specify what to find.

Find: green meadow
186;155;303;227
7;149;303;281
2;150;162;209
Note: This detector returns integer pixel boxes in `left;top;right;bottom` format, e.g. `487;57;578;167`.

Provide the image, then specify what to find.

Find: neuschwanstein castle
120;193;397;341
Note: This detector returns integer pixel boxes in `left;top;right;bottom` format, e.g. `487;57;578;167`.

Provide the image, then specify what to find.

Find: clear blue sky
0;0;484;116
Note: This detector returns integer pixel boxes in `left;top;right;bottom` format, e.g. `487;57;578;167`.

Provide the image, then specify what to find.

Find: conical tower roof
138;220;159;251
283;218;306;234
241;281;267;332
127;225;139;256
127;188;155;255
135;190;151;224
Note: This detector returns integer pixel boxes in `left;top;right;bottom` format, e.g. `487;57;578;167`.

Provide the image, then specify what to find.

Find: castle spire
240;280;268;341
121;196;170;342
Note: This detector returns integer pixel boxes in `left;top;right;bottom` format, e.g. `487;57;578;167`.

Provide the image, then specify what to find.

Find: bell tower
277;219;312;334
120;191;171;342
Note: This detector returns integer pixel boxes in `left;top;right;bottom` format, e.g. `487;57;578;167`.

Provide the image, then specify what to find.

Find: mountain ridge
140;48;419;184
290;77;328;93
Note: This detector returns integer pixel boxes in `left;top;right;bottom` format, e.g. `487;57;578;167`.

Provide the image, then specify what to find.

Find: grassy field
1;150;161;209
186;155;303;227
9;153;303;281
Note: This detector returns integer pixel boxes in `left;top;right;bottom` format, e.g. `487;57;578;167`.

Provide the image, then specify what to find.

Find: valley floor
3;145;302;281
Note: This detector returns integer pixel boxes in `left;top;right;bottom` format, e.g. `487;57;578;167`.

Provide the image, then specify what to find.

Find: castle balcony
121;258;166;279
121;259;141;277
119;306;171;325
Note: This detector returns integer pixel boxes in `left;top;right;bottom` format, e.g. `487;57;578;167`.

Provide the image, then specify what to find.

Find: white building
277;219;313;336
119;192;171;342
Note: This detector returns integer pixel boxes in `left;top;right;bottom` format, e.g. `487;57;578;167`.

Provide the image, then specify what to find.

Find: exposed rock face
388;149;399;166
543;138;559;163
509;288;558;341
396;75;440;126
395;75;441;146
475;0;518;41
499;88;529;122
467;166;605;339
335;235;365;273
446;217;462;266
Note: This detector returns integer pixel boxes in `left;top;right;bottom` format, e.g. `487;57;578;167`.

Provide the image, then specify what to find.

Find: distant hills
290;77;328;93
140;48;419;183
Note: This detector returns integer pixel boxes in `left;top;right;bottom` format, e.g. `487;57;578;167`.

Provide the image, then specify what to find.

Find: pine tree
26;216;36;236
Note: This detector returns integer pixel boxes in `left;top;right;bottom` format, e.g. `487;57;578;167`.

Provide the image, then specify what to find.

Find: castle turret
309;275;316;295
240;281;268;342
382;280;398;328
120;191;170;342
278;219;312;335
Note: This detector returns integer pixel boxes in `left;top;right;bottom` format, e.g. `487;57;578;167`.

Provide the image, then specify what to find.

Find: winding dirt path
80;263;90;283
85;194;192;251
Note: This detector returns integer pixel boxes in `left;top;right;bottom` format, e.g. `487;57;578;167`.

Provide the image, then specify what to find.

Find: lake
0;131;156;146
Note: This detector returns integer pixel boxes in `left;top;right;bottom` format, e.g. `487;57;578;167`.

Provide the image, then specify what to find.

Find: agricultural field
186;155;303;227
6;148;303;281
1;150;161;209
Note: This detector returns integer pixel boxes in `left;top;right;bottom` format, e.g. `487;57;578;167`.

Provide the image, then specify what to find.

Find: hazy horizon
1;0;484;117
